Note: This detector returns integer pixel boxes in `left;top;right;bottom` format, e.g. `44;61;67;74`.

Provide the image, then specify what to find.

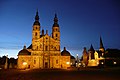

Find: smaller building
61;47;76;68
82;47;88;66
82;37;105;67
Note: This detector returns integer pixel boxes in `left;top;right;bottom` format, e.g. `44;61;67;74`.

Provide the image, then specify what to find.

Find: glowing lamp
23;62;27;66
101;62;104;64
97;62;99;65
77;54;78;56
113;61;117;64
66;62;70;64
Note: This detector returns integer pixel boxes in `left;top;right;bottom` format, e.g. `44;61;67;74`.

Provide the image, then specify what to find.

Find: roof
61;47;71;56
27;44;32;49
71;56;75;59
18;46;31;55
89;44;95;51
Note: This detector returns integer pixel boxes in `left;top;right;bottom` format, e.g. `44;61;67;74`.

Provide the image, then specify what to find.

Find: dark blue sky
0;0;120;58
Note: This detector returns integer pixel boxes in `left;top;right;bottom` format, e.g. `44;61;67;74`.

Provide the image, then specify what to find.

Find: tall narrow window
56;34;58;37
34;60;36;64
37;46;38;50
56;29;57;31
45;46;48;51
56;60;58;64
35;32;37;36
36;27;37;30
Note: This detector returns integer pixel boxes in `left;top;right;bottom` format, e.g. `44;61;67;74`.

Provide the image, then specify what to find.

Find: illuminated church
82;37;105;67
17;11;75;69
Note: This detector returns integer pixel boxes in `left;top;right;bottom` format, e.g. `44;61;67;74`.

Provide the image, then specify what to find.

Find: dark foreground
0;68;120;80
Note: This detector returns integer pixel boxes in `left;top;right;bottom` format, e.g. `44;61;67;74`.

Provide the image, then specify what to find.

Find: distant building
0;56;17;69
17;11;75;69
82;47;88;66
82;37;105;67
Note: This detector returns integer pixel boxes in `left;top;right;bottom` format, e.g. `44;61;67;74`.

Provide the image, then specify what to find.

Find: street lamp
76;54;79;68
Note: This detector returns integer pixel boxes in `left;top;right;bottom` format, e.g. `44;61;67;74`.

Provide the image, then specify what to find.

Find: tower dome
33;10;40;26
53;13;59;27
61;47;71;56
18;45;31;55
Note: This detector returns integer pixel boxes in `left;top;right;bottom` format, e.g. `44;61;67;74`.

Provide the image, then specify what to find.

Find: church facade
17;11;73;69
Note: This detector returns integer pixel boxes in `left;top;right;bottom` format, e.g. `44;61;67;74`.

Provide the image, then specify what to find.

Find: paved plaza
0;68;120;80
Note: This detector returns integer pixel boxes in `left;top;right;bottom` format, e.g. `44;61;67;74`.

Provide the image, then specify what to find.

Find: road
0;68;120;80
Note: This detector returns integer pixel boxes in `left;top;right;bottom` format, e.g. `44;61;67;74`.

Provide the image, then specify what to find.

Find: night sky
0;0;120;58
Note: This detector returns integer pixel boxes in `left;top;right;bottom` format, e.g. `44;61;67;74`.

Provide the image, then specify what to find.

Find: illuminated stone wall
17;56;32;69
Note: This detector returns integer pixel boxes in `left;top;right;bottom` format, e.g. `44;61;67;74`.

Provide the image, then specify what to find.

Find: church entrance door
45;62;48;68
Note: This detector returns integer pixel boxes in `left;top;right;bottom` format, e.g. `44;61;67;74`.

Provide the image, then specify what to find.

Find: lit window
23;62;27;66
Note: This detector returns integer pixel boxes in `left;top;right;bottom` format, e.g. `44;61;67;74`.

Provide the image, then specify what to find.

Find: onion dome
33;10;40;26
18;45;31;55
53;13;59;27
61;47;71;56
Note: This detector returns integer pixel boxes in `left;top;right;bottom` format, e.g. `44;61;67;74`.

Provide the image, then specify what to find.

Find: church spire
54;13;58;23
52;13;60;41
89;44;94;51
99;36;105;52
35;9;39;21
100;36;104;48
53;13;59;27
33;10;40;26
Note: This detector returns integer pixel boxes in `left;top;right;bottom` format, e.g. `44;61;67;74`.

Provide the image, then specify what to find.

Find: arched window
35;32;37;36
56;29;57;31
56;34;58;37
56;60;58;64
36;27;37;30
45;46;48;51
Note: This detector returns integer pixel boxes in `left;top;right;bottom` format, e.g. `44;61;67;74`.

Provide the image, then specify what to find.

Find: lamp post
76;54;78;68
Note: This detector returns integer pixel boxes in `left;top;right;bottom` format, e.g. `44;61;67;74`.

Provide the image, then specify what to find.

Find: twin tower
18;10;71;69
32;11;60;41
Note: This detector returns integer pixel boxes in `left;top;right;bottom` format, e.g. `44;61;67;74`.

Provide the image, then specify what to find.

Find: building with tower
17;11;74;69
82;37;105;67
